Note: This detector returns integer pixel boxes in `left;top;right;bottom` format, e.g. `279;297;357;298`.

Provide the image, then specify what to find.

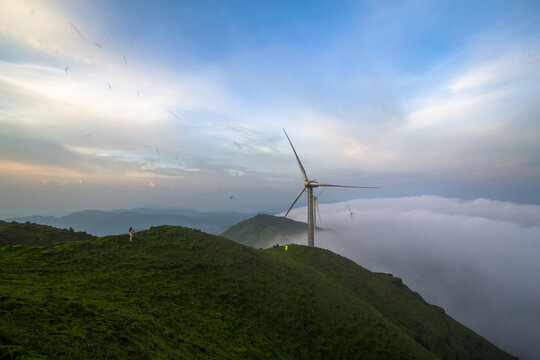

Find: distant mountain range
9;208;253;236
0;221;517;359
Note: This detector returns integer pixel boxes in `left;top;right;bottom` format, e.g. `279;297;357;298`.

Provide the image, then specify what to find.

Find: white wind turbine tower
281;129;379;247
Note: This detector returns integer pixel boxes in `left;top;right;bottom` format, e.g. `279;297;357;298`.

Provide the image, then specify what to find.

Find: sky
1;0;540;217
282;196;540;360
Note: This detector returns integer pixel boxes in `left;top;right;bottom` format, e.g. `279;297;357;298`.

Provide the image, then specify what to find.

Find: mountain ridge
0;221;517;359
8;208;253;236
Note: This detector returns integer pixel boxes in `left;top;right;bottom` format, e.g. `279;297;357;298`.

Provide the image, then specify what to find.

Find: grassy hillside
222;214;308;248
0;220;95;246
0;223;516;359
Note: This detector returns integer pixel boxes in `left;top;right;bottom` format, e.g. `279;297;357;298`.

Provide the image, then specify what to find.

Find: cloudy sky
1;0;540;217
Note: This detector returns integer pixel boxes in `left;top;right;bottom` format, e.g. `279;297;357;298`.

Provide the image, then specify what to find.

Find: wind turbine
281;129;379;247
313;188;325;228
345;201;360;219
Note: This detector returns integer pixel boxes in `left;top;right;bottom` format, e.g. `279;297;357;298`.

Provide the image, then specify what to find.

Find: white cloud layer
279;196;540;360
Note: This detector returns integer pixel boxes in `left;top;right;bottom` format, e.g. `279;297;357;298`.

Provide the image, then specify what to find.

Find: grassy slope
221;214;307;248
0;220;95;247
0;224;516;359
265;246;513;360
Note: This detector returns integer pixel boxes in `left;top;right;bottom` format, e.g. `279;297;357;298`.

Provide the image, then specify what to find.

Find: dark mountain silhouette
10;208;252;236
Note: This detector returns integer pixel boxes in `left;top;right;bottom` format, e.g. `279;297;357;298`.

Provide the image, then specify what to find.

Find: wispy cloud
404;46;540;131
0;1;90;61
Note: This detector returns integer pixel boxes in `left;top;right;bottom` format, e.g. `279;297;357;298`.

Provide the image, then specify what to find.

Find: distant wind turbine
313;188;325;228
345;201;360;219
281;129;379;247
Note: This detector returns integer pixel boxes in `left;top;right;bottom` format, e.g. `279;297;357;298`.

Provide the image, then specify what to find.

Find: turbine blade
283;129;308;182
280;186;307;225
311;182;379;189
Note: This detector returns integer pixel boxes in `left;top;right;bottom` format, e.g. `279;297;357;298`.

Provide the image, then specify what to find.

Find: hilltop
222;214;310;248
0;222;516;359
0;220;95;246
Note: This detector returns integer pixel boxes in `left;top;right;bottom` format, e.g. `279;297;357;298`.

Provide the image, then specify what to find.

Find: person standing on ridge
129;227;134;242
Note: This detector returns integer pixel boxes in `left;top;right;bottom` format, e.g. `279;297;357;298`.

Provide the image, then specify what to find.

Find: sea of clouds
278;196;540;360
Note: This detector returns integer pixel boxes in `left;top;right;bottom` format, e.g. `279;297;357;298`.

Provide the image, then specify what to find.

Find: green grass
0;222;516;359
221;214;307;248
0;221;94;247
